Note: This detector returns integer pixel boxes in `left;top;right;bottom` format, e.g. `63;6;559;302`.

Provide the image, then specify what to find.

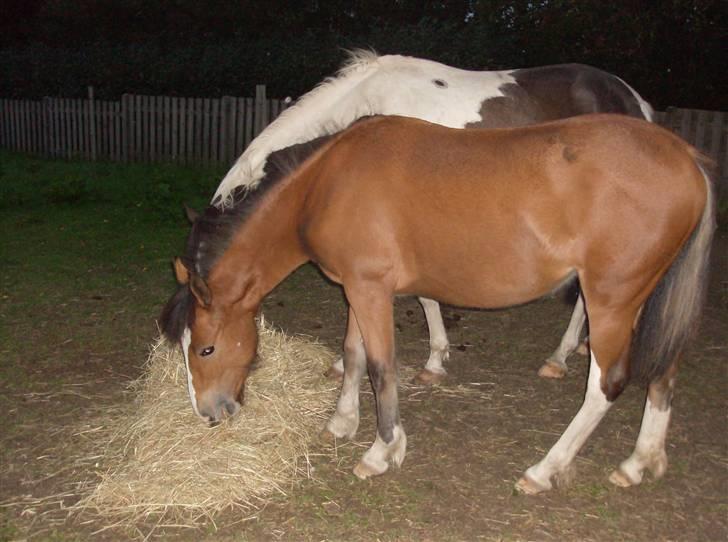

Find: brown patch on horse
466;64;647;130
562;146;578;163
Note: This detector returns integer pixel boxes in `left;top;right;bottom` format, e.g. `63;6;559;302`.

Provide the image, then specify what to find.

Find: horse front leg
324;306;367;440
415;297;450;385
346;285;407;479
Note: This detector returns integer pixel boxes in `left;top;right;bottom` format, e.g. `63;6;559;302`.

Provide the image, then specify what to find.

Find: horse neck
210;175;311;308
213;58;378;204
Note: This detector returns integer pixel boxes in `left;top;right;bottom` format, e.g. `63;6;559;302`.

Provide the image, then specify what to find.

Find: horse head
162;256;259;425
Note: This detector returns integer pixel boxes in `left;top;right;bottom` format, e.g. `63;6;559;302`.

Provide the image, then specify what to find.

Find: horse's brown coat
167;114;712;488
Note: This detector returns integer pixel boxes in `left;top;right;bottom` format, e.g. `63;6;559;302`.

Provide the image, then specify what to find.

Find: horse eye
200;346;215;357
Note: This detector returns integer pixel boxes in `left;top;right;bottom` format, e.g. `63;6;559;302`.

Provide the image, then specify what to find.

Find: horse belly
395;210;574;309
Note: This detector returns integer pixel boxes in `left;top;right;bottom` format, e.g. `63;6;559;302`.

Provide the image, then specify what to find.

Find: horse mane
212;49;381;207
160;135;333;343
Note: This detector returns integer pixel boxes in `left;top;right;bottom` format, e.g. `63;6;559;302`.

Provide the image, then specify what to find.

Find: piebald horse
212;51;654;383
161;114;714;493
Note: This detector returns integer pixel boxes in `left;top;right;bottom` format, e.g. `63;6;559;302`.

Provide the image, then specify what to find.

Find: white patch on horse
543;294;586;370
212;52;511;206
419;297;449;374
611;395;671;485
520;352;612;492
354;424;407;479
617;76;655;121
181;327;202;418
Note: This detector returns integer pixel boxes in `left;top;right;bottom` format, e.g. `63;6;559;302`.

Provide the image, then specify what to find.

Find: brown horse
161;114;714;493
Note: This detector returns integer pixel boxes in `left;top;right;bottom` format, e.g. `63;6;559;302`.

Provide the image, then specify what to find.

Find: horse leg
538;295;587;379
517;309;633;494
609;361;678;487
324;306;367;440
414;297;450;385
346;286;407;480
325;356;345;381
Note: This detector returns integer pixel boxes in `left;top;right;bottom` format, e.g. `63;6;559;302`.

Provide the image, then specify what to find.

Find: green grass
0;151;225;391
0;149;224;217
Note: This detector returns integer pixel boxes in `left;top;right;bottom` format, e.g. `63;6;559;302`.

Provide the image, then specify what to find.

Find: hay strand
73;321;338;528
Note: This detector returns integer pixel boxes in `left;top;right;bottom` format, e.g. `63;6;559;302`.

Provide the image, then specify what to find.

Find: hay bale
75;320;338;527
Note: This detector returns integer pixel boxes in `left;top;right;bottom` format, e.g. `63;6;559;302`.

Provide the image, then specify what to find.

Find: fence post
121;94;131;163
221;96;234;165
88;86;97;161
254;85;267;136
43;97;52;156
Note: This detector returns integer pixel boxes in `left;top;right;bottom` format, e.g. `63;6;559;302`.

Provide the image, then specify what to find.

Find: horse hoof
575;341;589;356
537;362;567;379
515;474;552;495
353;459;387;480
414;368;446;385
609;468;639;488
324;366;344;382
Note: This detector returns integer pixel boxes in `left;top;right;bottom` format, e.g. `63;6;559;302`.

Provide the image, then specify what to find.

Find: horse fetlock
648;450;668;479
325;358;345;380
325;410;359;440
611;448;668;487
553;464;577;488
354;426;407;479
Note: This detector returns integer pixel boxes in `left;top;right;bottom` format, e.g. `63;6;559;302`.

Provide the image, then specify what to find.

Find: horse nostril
221;399;241;417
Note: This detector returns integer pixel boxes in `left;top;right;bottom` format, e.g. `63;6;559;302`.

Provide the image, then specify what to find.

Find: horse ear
184;204;199;224
173;257;190;284
189;273;212;307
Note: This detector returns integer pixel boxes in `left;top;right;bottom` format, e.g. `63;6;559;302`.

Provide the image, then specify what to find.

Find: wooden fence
0;86;288;166
1;89;727;183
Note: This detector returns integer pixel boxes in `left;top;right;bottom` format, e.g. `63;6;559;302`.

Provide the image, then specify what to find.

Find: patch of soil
1;234;726;541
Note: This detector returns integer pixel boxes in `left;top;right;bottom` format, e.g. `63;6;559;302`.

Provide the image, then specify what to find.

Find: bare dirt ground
1;231;726;541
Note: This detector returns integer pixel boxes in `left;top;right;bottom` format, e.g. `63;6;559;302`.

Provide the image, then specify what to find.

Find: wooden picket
0;92;725;187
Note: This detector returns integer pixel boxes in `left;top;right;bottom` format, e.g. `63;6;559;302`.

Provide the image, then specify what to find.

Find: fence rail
1;90;727;183
0;86;287;167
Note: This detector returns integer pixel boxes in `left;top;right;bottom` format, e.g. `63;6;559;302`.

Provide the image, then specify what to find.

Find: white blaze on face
181;327;202;418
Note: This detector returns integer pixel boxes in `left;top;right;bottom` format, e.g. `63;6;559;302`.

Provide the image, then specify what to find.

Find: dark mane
159;134;333;343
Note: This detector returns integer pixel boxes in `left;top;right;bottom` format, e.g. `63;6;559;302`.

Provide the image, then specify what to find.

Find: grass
0;151;224;390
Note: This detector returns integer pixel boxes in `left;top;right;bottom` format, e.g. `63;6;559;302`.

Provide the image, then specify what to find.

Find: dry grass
71;320;338;531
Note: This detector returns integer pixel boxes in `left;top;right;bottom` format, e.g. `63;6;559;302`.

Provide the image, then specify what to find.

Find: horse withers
161;114;714;493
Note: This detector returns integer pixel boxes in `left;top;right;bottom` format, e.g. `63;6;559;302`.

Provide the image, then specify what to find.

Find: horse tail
630;151;716;384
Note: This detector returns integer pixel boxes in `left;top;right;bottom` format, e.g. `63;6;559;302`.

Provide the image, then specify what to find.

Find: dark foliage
0;1;724;109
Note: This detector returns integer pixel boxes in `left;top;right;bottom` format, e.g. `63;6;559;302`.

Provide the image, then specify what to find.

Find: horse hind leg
414;297;450;385
538;294;587;379
609;361;677;487
517;308;633;494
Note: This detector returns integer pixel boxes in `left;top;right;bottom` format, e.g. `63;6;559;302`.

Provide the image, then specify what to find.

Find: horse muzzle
197;393;242;426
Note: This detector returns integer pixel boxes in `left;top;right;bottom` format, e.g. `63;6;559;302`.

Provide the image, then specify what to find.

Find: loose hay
74;321;338;528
